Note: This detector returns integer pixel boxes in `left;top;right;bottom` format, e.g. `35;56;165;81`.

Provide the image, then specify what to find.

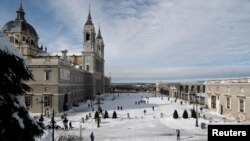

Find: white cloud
3;0;250;82
43;0;250;79
46;36;82;53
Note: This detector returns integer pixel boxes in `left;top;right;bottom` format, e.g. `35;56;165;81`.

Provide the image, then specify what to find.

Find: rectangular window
239;99;245;113
226;97;230;109
25;96;32;107
240;88;244;93
211;96;216;109
44;71;50;80
44;95;51;107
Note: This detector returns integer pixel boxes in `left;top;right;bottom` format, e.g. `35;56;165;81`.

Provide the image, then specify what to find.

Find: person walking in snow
69;121;72;130
90;132;94;141
176;129;180;141
63;117;68;130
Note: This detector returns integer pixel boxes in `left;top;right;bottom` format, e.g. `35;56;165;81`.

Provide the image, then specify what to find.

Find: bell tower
82;6;106;98
82;7;96;73
96;24;104;59
95;25;105;76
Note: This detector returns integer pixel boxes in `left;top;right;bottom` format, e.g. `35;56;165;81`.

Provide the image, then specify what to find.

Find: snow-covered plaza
38;93;247;141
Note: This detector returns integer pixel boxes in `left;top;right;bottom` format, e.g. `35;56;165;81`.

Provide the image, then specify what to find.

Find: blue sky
1;0;250;82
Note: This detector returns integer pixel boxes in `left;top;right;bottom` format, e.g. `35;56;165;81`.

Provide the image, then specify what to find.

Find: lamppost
97;90;101;112
36;98;47;116
96;90;102;128
190;91;198;127
51;110;55;141
195;93;198;127
190;92;195;110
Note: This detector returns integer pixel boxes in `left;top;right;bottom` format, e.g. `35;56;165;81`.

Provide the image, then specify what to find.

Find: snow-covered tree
0;31;43;141
191;109;197;118
112;111;117;119
173;110;179;119
94;111;99;120
182;109;188;119
104;110;109;119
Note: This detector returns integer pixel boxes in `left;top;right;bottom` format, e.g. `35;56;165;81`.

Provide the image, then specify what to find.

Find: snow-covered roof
50;52;82;56
0;30;23;58
36;52;82;57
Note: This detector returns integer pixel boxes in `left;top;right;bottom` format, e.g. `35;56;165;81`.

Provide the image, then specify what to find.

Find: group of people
117;106;123;110
88;103;93;108
135;99;147;105
134;96;151;105
62;117;73;130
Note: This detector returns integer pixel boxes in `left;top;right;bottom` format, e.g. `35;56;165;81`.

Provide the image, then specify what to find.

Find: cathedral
1;1;111;113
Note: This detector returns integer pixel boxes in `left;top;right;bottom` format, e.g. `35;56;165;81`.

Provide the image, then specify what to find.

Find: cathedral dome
2;20;38;38
2;1;38;39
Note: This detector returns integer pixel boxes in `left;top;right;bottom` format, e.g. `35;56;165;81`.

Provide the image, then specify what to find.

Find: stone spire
97;22;102;39
85;4;93;25
16;0;25;21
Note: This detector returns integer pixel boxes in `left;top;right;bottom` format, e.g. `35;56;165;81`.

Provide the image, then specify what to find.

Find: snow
0;30;23;58
12;112;25;129
36;52;82;57
13;101;20;108
49;52;82;56
35;93;249;141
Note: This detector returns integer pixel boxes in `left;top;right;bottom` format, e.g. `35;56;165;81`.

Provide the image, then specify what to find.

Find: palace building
1;1;111;113
156;82;205;104
206;78;250;120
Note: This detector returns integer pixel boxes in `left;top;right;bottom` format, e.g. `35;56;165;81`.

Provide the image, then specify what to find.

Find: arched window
86;33;90;41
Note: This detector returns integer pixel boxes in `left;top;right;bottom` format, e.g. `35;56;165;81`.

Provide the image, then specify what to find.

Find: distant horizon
1;0;250;82
111;76;250;84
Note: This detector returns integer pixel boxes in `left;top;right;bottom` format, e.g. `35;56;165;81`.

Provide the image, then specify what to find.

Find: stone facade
156;82;205;104
206;78;250;120
22;56;85;113
2;2;111;113
82;9;105;96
